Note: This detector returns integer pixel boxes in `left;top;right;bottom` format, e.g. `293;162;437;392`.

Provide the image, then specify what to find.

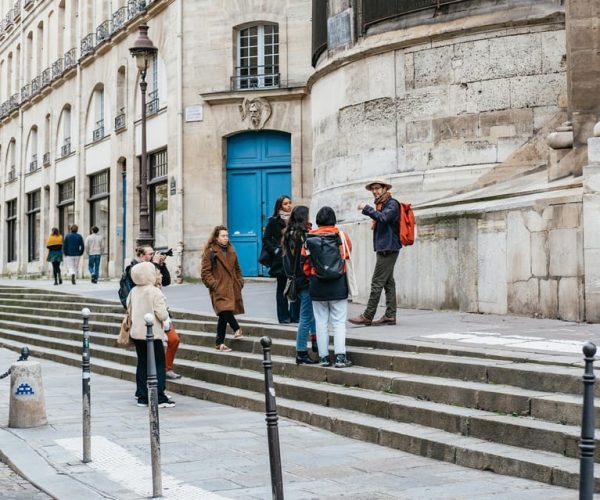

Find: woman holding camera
201;226;245;351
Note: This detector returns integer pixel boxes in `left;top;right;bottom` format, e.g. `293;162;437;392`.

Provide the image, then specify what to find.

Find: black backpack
118;264;134;309
305;233;344;280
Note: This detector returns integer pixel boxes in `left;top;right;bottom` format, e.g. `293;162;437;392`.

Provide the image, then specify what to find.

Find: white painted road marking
56;436;227;499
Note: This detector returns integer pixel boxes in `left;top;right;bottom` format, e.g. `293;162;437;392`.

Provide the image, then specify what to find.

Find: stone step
0;325;597;465
0;335;597;492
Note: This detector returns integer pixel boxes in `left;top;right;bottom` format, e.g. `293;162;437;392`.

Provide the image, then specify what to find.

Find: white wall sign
185;105;203;122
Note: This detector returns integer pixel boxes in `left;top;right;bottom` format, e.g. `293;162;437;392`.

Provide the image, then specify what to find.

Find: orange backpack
396;201;415;246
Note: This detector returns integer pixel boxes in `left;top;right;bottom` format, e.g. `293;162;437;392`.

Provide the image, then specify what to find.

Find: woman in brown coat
201;225;245;351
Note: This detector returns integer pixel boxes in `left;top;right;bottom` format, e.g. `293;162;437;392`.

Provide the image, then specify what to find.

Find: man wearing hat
349;177;400;326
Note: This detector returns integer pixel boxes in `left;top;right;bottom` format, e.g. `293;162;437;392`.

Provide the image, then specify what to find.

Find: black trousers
276;276;300;323
51;261;61;282
216;311;240;345
133;339;167;403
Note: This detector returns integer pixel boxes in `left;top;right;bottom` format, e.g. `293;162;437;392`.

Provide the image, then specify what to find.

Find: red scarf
372;191;392;230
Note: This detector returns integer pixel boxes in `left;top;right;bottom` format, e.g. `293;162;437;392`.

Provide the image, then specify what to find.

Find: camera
159;248;174;257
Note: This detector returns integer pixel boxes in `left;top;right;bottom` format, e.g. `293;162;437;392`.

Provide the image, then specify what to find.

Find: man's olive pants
363;251;399;320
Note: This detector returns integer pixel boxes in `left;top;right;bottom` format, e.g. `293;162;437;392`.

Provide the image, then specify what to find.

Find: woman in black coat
262;195;299;323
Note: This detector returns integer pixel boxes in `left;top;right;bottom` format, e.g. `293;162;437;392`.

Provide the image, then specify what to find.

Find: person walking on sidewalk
282;206;319;365
85;226;104;283
201;225;245;352
128;261;175;408
46;228;64;285
349;177;400;327
262;195;299;324
303;207;353;368
63;224;84;285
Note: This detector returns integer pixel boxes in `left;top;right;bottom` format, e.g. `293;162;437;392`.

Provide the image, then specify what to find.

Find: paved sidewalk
0;459;50;499
0;348;575;499
1;278;599;361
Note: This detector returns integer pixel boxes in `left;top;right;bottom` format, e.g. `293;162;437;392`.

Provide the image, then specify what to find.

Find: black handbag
259;245;272;267
283;242;301;302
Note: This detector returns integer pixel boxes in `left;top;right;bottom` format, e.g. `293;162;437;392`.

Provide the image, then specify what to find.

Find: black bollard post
81;307;91;463
260;336;284;500
580;341;596;499
144;313;162;498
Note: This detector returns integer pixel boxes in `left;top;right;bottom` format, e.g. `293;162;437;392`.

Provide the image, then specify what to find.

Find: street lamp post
129;22;158;247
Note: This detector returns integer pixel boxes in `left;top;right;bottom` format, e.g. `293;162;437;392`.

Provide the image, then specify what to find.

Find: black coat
262;216;286;278
362;198;401;253
282;229;310;290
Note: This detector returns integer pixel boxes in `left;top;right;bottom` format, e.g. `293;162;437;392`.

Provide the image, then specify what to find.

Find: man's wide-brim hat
365;177;392;191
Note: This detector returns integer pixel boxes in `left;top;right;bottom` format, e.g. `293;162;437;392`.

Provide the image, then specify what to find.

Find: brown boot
348;314;372;326
372;315;396;326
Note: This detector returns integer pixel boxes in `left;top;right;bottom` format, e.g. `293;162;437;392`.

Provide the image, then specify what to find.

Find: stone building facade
0;0;313;280
309;0;600;322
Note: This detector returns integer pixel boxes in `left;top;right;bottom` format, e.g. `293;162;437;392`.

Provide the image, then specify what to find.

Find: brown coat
201;243;245;315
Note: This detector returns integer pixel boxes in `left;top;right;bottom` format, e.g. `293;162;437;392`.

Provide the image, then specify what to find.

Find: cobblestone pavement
0;348;576;499
0;459;50;499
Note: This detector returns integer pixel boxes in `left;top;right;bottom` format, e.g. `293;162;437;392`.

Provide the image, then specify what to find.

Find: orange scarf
371;191;392;230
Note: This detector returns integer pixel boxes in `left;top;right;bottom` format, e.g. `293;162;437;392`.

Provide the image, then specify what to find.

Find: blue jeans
88;254;101;279
296;288;316;352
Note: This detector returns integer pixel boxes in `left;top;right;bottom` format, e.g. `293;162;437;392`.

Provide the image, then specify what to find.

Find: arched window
115;66;126;131
36;21;44;76
57;104;72;158
26;126;39;173
43;114;51;165
6;138;16;181
86;84;105;143
235;23;279;90
25;32;33;82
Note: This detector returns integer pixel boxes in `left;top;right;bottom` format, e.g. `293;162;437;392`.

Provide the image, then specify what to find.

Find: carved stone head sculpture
239;97;272;130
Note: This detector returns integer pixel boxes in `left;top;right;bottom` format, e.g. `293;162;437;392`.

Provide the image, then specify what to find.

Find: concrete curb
0;427;106;499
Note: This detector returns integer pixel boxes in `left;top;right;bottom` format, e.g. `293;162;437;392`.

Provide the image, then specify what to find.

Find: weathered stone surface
413;45;454;88
478;223;508;315
506;211;531;281
531;232;548;277
549;228;580;277
406;120;432;143
432;115;479;142
9;361;47;428
488;33;542;79
458;218;478;312
479;108;534;137
510;73;566;108
508;279;539;316
466;79;511;113
558;277;583;321
587;137;600;163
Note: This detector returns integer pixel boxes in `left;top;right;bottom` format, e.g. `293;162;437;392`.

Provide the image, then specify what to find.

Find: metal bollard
580;341;596;500
81;308;91;463
260;336;284;500
144;313;162;498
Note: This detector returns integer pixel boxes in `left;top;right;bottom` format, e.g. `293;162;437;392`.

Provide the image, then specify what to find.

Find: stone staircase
0;286;597;491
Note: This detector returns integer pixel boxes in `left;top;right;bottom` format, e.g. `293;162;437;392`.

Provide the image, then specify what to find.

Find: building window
6;199;17;262
27;190;41;262
57;179;75;235
89;170;109;255
235;24;279;90
148;149;168;249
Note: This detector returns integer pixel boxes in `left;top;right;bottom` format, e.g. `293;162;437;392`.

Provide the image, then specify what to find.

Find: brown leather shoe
348;314;373;326
372;315;396;326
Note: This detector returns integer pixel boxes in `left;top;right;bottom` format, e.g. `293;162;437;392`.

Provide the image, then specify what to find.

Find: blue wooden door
227;131;291;276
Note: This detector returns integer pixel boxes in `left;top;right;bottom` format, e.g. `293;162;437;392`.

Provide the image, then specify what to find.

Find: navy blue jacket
63;233;84;256
362;198;401;253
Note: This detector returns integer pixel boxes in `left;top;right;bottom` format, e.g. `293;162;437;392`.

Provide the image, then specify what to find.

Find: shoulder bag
340;231;358;298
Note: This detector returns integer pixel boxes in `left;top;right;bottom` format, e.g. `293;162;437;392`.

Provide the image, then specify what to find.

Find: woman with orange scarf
46;228;64;285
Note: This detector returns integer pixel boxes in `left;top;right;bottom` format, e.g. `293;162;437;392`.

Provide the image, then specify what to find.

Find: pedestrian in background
201;225;245;352
128;261;175;408
46;228;63;286
85;226;104;283
349;177;400;326
63;224;84;285
303;206;353;368
263;195;299;324
282;205;318;365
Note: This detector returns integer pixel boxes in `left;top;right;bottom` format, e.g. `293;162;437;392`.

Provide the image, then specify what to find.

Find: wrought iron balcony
21;83;30;101
115;112;126;131
5;8;14;29
64;48;76;69
92;120;105;142
7;167;16;182
96;20;110;43
43;152;50;166
61;138;71;158
0;101;8;119
23;0;33;10
81;33;95;58
9;93;19;112
128;0;143;18
112;6;129;32
231;66;280;90
42;68;52;87
29;154;38;173
31;75;42;94
52;58;63;79
146;90;159;115
13;0;21;21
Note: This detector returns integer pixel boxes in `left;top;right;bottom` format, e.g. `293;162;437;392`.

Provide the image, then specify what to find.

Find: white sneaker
158;398;176;408
166;370;182;380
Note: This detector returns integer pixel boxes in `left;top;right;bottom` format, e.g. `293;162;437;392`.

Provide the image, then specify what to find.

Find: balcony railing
0;101;8;118
23;0;33;10
146;90;159;115
96;20;110;43
29;154;38;173
21;83;30;101
231;65;280;90
13;0;21;21
64;48;76;69
128;0;144;17
115;112;126;131
81;33;95;58
9;93;19;112
92;120;105;142
42;68;52;87
52;58;63;79
7;167;16;182
61;138;71;158
5;9;14;29
43;152;50;166
31;75;42;94
112;6;129;31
